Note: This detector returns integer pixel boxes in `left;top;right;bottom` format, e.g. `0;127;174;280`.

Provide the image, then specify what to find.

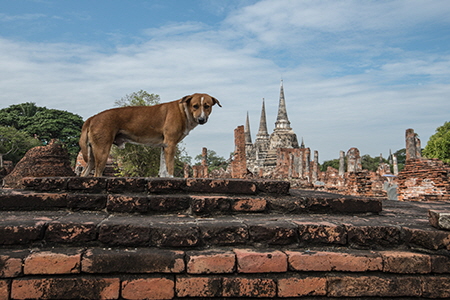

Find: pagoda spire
274;79;292;131
256;99;269;140
244;111;252;145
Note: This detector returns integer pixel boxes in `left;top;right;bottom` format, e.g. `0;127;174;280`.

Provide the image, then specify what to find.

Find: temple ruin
245;80;317;180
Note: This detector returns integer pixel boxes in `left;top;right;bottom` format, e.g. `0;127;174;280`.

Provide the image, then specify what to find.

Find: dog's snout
198;117;207;124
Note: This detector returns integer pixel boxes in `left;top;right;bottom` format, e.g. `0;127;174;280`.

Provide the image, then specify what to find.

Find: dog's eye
193;104;199;109
204;105;210;109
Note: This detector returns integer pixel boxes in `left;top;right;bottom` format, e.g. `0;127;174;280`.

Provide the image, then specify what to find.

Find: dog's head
181;93;222;125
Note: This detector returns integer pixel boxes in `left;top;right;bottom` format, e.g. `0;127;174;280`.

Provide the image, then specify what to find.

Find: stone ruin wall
395;128;450;201
3;125;450;202
397;158;450;201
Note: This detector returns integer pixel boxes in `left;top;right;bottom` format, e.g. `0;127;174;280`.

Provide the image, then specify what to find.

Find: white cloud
0;0;449;162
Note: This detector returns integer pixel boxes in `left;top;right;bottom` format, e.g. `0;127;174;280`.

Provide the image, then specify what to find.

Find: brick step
1;246;450;299
21;177;290;195
0;189;382;215
0;200;448;250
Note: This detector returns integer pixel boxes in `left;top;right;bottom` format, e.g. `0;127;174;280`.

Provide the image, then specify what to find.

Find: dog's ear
212;97;222;107
181;95;193;103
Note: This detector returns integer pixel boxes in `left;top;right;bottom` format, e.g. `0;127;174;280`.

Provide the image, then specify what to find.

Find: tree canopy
0;102;84;162
320;158;341;172
423;121;450;163
0;125;41;166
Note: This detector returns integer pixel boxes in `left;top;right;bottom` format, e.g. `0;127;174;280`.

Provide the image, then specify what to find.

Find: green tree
110;90;188;177
392;148;406;172
361;154;388;171
0;102;84;162
194;149;228;171
0;126;41;166
319;158;341;172
423;121;450;163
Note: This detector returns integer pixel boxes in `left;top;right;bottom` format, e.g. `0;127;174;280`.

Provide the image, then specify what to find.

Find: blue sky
1;0;449;163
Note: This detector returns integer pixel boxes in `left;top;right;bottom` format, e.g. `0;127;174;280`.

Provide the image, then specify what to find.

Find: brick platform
1;177;450;299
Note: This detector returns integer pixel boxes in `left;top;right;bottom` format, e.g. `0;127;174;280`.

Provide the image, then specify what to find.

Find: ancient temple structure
245;81;306;177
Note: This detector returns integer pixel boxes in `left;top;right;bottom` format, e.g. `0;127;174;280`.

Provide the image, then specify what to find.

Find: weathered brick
151;222;200;247
67;194;107;210
186;251;235;274
404;226;450;250
286;250;382;272
0;217;47;245
232;198;266;212
296;221;346;245
431;255;450;273
0;251;24;278
0;280;9;300
147;178;186;193
24;249;81;275
330;197;382;213
278;276;326;297
222;277;276;297
248;220;297;245
346;225;401;248
106;177;147;194
381;251;431;274
122;277;174;300
11;277;120;299
191;196;230;215
255;180;290;195
186;178;257;194
422;276;450;298
22;177;68;191
327;275;422;297
176;276;221;297
82;248;184;274
0;192;67;210
235;249;287;273
199;220;248;245
67;177;108;193
45;214;102;243
147;195;190;213
106;195;149;213
98;216;151;246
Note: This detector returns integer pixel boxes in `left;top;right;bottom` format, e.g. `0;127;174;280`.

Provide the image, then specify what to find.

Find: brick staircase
1;177;450;299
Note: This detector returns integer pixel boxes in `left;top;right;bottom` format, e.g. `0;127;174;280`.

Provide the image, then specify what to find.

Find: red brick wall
2;247;450;299
397;158;450;201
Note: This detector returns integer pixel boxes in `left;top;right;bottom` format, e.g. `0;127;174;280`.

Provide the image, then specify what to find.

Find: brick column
231;126;247;178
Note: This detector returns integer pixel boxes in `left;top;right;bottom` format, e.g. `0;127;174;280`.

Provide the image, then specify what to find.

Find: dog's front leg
158;146;174;178
158;148;169;177
159;143;176;178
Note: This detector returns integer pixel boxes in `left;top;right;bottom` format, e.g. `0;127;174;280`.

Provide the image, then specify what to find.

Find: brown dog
79;93;221;177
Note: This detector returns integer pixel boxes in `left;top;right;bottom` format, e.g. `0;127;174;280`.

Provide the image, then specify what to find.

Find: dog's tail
79;118;94;176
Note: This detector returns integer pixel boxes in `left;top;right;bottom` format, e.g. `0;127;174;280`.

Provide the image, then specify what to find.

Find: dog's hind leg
91;144;111;177
80;145;94;177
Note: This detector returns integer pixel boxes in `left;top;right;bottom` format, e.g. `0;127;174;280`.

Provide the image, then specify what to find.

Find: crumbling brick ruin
3;140;75;189
192;147;209;178
397;158;450;201
230;125;248;179
396;128;450;201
